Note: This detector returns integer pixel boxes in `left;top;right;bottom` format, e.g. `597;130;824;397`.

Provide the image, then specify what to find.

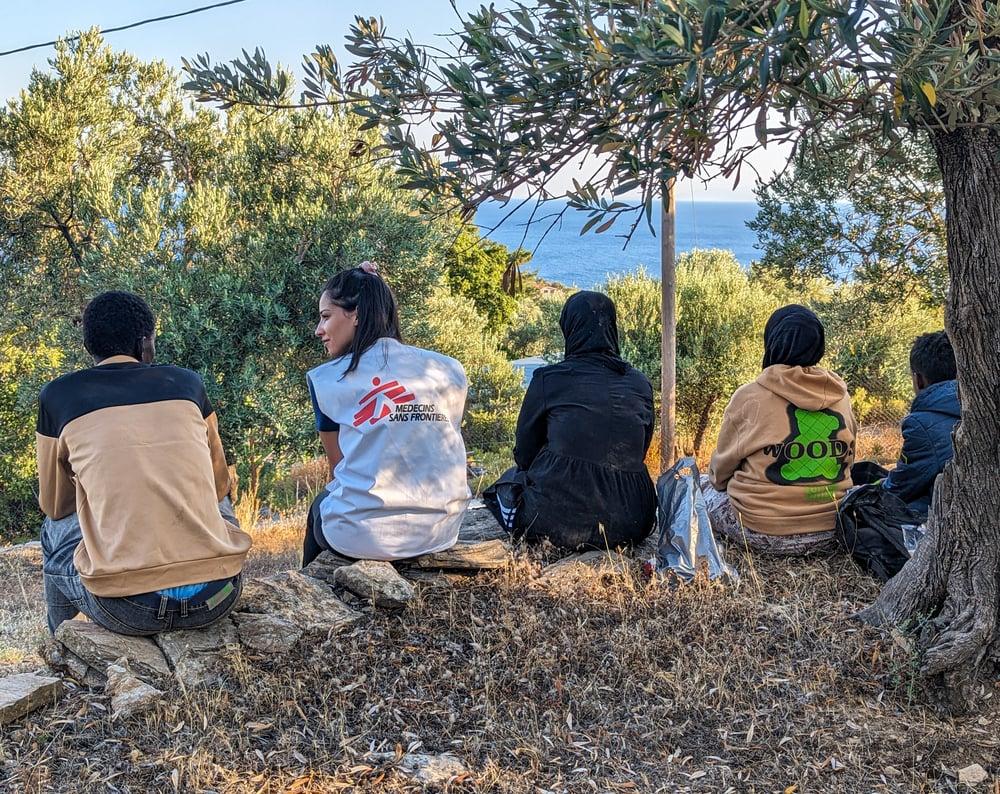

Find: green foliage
501;281;568;361
183;0;997;241
816;289;943;423
603;253;780;455
604;268;662;383
675;251;782;454
0;32;469;537
404;286;524;451
0;329;63;537
443;225;522;331
751;129;946;304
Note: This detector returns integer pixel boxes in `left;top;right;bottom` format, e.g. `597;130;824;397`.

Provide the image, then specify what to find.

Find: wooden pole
660;178;677;472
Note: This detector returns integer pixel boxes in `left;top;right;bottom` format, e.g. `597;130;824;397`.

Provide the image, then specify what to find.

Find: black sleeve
513;372;547;470
642;378;655;454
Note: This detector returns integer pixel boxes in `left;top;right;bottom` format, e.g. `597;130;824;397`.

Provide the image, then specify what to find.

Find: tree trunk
858;127;1000;714
692;395;717;458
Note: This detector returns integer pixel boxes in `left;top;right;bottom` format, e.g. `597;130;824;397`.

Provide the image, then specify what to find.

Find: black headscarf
762;304;826;368
559;291;629;374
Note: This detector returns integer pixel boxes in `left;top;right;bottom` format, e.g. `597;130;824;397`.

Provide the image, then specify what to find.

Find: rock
40;640;107;688
414;540;510;571
369;752;470;786
0;673;63;725
334;560;415;609
301;550;355;586
155;619;238;687
231;612;303;653
537;550;632;588
235;570;362;635
106;659;163;720
55;621;171;685
958;764;989;785
458;505;508;542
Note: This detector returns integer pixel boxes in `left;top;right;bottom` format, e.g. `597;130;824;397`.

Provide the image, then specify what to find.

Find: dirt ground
1;518;998;793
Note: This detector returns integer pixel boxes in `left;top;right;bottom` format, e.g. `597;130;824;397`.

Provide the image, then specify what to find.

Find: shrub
604;268;662;382
404;286;524;452
602;251;779;456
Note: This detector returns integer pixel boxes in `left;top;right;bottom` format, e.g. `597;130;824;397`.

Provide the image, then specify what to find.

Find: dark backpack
835;485;924;581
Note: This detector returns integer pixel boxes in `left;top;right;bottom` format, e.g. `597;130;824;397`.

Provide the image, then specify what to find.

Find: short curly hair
909;330;956;385
82;291;156;360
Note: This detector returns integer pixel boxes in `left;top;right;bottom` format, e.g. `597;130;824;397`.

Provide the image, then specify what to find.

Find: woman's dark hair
910;330;956;384
82;291;155;360
322;267;401;374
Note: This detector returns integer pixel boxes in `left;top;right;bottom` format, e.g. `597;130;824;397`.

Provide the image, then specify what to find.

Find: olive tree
185;0;1000;710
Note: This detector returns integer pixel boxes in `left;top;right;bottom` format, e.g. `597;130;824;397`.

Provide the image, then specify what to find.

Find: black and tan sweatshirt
35;355;252;597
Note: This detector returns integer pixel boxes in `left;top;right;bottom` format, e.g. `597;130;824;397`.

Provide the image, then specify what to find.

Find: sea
475;199;761;288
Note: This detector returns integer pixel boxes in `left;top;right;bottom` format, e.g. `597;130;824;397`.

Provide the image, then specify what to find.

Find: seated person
706;305;858;555
483;291;656;550
852;330;960;520
37;291;251;635
303;263;470;565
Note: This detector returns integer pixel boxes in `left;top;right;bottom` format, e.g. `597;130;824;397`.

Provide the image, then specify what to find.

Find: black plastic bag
835;485;924;582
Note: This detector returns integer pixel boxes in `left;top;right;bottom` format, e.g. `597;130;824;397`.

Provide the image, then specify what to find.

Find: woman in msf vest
706;305;858;555
303;263;471;564
485;291;657;550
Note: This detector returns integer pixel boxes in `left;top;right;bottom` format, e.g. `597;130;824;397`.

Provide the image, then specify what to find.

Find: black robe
495;291;657;549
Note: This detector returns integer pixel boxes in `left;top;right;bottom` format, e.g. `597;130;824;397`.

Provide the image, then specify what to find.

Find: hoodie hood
912;379;961;419
756;364;850;411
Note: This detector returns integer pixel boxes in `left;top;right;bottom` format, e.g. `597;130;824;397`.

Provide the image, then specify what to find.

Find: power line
0;0;252;58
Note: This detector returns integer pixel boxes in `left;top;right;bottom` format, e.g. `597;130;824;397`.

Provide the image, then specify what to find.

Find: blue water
476;199;761;288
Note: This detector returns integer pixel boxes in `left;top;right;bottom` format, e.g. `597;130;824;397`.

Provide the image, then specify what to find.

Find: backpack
835;485;924;581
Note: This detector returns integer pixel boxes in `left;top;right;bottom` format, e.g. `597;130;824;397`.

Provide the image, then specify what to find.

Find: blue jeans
41;499;243;636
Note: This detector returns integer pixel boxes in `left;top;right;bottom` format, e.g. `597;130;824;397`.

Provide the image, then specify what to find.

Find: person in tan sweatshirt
36;291;252;634
705;305;858;555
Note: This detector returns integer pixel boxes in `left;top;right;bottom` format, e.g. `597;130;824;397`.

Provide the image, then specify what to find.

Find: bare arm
319;430;343;478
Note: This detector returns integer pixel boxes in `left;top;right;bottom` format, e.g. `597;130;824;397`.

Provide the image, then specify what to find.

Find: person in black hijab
483;291;657;549
762;304;825;368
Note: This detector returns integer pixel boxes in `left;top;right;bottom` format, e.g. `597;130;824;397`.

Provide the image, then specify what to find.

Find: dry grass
2;529;999;792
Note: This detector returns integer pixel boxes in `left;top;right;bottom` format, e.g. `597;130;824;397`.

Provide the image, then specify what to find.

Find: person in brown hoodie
705;305;858;555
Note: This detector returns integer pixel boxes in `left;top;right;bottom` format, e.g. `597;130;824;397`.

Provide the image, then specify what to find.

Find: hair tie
358;260;379;277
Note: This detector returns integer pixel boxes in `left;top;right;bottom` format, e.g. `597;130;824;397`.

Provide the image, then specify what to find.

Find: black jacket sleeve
513;372;548;471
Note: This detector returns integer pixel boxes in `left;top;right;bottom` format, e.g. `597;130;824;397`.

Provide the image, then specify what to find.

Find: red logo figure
353;377;415;427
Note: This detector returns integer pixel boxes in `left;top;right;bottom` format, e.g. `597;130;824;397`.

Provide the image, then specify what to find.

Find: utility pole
660;178;677;471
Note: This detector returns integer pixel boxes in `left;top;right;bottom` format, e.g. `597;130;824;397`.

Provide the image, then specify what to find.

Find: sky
0;0;789;201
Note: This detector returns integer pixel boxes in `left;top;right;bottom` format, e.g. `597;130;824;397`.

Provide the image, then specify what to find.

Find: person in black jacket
484;291;657;549
851;330;961;519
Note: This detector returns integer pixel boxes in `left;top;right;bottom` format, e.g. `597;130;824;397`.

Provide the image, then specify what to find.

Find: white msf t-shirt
307;338;471;559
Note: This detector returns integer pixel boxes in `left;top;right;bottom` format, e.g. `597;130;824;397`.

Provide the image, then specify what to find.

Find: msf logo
353;377;415;427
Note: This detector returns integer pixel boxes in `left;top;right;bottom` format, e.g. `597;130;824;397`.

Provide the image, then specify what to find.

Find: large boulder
54;622;171;685
234;570;362;635
155;619;239;687
40;639;107;688
231;612;303;654
414;540;510;571
106;659;163;720
0;673;63;725
301;550;355;586
458;504;508;542
334;560;415;609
